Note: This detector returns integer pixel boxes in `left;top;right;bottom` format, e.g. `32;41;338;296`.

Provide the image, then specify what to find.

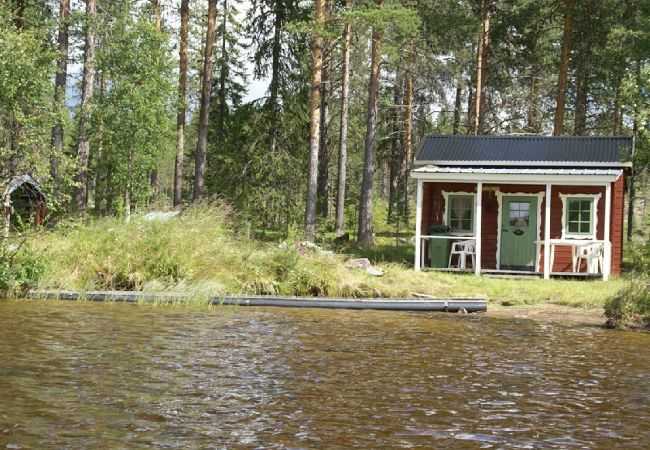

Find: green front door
500;196;538;271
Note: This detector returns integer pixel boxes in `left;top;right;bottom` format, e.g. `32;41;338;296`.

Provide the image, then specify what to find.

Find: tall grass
30;204;625;306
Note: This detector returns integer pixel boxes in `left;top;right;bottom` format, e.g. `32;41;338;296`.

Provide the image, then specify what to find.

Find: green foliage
604;278;650;330
0;12;58;180
0;242;43;296
92;8;175;214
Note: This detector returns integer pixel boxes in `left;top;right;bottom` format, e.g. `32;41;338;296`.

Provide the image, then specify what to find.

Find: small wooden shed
2;174;47;236
411;136;631;281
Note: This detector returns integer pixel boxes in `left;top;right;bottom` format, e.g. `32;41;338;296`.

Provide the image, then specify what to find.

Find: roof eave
413;160;632;168
410;171;622;185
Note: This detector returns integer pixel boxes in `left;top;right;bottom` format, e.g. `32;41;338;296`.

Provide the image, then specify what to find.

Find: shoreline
21;289;615;328
486;303;606;327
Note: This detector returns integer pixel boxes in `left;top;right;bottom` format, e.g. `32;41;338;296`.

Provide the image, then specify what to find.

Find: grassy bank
604;279;650;330
24;205;625;308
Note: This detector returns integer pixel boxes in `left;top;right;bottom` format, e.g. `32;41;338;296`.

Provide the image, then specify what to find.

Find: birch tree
173;0;190;208
73;0;96;214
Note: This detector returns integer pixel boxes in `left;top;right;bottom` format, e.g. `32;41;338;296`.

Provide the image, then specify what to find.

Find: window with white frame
447;194;474;233
560;193;601;239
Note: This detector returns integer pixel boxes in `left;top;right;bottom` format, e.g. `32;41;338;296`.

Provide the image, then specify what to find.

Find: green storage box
428;225;452;268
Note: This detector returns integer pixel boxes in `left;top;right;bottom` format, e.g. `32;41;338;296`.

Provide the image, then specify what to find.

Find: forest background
1;0;649;246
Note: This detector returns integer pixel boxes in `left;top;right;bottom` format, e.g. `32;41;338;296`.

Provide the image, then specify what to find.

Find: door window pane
509;202;530;227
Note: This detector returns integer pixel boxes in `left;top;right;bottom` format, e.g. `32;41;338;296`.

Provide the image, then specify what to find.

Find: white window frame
560;193;601;240
442;190;476;236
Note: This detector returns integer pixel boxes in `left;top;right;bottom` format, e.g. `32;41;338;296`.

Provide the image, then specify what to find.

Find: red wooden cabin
411;136;631;281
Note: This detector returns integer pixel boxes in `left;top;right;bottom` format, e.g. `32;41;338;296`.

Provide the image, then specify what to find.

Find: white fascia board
414;160;633;168
410;171;620;185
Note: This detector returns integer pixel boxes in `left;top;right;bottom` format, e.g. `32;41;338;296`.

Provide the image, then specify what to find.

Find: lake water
0;300;649;448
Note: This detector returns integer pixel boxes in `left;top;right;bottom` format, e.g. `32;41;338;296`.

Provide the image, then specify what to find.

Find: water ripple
0;300;649;448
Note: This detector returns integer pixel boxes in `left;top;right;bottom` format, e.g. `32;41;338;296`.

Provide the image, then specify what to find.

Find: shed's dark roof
415;135;632;167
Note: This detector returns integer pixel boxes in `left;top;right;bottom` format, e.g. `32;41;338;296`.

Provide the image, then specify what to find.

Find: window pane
449;195;473;231
566;197;594;235
509;202;530;227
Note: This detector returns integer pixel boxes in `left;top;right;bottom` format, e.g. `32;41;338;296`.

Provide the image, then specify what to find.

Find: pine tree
305;0;325;242
193;0;218;202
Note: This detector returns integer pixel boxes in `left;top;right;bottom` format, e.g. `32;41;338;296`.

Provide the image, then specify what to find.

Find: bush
604;279;650;330
0;243;44;296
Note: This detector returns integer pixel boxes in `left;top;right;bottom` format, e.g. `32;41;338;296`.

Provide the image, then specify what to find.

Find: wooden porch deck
424;267;603;280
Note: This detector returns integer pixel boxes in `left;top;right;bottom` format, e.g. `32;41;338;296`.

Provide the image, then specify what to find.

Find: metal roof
412;166;624;176
414;135;632;167
2;174;45;200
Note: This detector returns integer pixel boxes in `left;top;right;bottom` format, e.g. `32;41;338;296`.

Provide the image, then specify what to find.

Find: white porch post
543;183;552;280
603;183;612;281
414;179;423;271
475;182;482;275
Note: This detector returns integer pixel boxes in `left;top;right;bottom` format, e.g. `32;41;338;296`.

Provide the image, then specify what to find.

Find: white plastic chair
575;243;604;274
448;240;475;270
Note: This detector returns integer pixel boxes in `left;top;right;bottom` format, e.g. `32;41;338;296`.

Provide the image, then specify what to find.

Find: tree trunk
474;0;490;135
452;70;463;135
612;74;622;135
13;0;26;30
50;0;70;199
317;29;332;218
125;153;133;223
93;73;106;213
388;66;403;223
73;0;96;214
192;0;218;202
357;0;383;247
553;0;574;136
267;0;284;153
335;0;352;237
304;0;325;242
401;50;415;217
526;74;539;133
216;0;228;147
153;0;161;29
573;1;594;136
627;60;641;243
466;77;475;134
149;0;162;200
173;0;190;208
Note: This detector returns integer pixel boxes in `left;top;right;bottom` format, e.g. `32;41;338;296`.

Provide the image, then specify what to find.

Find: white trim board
559;193;602;240
496;191;545;271
414;160;631;168
411;171;621;185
